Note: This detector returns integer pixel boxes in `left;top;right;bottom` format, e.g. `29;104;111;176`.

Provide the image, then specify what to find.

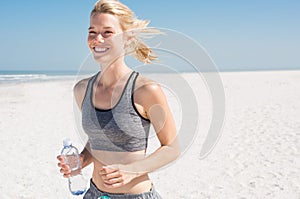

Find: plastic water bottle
61;138;87;196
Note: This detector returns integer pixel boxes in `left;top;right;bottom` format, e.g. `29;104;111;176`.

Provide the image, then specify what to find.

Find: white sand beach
0;70;299;199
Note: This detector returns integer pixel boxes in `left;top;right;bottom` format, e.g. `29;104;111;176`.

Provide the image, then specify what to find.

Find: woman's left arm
129;82;180;173
100;82;181;188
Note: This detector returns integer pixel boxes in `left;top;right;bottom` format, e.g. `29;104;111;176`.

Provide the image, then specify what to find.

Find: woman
57;0;180;198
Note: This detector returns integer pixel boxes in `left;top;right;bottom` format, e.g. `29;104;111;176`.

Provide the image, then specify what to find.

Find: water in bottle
61;138;87;195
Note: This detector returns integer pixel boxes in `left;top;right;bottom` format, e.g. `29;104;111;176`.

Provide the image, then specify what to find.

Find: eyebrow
88;26;113;30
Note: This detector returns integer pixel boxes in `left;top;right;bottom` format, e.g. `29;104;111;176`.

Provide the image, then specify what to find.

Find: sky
0;0;299;72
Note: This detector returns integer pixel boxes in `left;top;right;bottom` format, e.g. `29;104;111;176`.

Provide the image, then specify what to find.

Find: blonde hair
91;0;160;63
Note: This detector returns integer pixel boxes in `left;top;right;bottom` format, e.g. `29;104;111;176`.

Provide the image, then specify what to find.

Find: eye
88;31;97;35
103;31;113;37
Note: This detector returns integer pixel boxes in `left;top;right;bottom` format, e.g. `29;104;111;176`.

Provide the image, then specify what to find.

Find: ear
124;30;136;49
126;30;137;41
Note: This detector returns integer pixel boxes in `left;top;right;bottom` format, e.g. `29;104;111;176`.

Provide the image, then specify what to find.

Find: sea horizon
1;68;299;84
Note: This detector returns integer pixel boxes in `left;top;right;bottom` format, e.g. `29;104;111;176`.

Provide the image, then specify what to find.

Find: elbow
173;145;181;160
168;140;181;161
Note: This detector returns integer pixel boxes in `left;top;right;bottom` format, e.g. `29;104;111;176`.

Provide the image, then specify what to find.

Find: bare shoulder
73;76;93;110
134;73;175;134
135;74;161;93
73;77;91;94
134;74;167;107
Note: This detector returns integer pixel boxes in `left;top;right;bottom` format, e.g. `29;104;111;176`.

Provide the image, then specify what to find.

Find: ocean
0;69;198;84
0;70;93;84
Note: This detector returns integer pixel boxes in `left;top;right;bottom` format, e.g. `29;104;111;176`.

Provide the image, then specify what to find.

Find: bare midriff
90;149;152;194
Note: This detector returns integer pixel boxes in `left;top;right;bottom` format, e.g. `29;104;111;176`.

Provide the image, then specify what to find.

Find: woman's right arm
73;78;94;168
57;78;93;177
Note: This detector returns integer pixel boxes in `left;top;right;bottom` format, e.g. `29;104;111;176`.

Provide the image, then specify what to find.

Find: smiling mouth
93;47;109;53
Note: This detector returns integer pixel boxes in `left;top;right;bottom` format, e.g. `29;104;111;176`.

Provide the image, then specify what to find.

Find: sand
0;71;299;199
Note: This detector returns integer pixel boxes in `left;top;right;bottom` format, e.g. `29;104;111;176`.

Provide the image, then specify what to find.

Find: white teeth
94;47;109;53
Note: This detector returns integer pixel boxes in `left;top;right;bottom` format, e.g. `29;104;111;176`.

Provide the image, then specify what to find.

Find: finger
104;176;123;185
57;155;65;164
100;165;119;175
59;165;70;172
60;165;71;173
101;171;121;181
60;168;70;175
106;171;122;180
60;166;71;178
57;162;65;168
63;173;71;178
57;155;63;161
62;164;70;170
60;168;71;178
104;182;124;188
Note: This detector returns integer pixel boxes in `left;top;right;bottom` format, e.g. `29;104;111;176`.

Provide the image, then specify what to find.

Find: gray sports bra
81;71;151;152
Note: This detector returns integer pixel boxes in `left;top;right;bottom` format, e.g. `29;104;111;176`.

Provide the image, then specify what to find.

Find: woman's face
88;13;125;64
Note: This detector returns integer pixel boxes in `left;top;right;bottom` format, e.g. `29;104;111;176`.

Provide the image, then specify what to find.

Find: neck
98;59;132;89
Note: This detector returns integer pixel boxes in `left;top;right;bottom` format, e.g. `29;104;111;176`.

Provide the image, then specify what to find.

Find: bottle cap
63;138;72;147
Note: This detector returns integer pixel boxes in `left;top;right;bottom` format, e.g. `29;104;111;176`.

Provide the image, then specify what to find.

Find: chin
92;52;106;62
93;56;107;64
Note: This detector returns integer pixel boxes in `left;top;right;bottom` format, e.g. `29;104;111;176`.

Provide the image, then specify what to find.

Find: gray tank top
81;71;151;152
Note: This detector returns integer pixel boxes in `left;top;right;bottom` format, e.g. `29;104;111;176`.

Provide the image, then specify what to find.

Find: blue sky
0;0;299;71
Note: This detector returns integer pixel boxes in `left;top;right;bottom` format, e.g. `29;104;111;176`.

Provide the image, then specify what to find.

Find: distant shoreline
1;68;299;74
1;69;300;84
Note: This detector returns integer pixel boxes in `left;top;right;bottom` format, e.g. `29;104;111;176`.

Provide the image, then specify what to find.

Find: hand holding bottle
57;155;72;178
57;138;87;195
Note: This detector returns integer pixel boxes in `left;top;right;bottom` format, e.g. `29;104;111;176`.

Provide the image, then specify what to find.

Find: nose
96;34;105;43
